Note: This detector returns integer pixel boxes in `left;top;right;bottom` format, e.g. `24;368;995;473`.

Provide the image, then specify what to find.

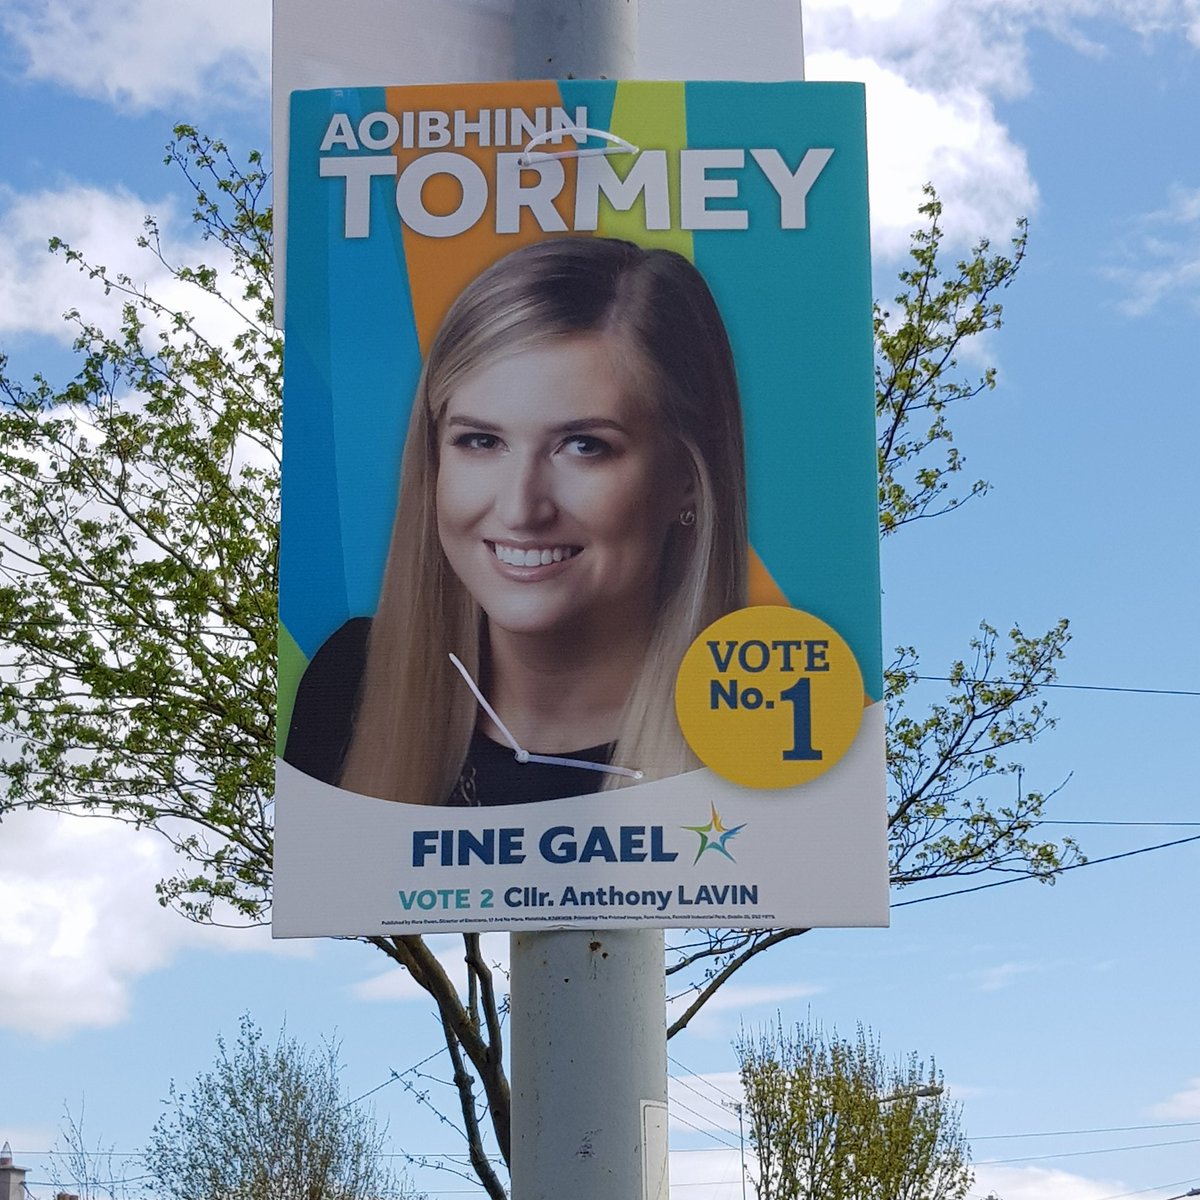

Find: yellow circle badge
675;606;865;789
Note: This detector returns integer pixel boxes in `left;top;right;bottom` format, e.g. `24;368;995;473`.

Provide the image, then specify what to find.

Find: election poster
273;80;888;937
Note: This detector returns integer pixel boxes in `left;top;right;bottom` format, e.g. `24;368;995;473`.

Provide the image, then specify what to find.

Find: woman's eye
562;435;610;457
452;432;500;451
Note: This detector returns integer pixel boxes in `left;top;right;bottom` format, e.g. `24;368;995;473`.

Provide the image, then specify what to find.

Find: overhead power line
973;1119;1200;1142
977;1134;1200;1166
1020;820;1200;828
670;1071;741;1114
1092;1177;1200;1200
342;1046;446;1109
935;818;1200;828
606;1119;1200;1157
914;675;1200;698
668;1054;742;1104
671;1110;739;1148
893;833;1200;909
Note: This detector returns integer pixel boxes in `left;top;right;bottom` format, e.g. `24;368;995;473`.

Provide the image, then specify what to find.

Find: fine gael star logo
682;803;746;865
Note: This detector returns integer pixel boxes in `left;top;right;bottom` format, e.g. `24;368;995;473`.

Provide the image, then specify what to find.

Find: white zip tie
448;653;522;753
523;752;642;779
448;653;644;780
518;125;639;166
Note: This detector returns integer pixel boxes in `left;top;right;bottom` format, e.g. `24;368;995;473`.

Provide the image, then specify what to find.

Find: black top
283;618;609;806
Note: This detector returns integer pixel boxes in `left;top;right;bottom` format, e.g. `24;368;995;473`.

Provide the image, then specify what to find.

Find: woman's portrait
284;235;747;806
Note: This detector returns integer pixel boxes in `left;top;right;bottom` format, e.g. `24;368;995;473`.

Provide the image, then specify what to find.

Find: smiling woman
437;337;689;663
284;236;747;805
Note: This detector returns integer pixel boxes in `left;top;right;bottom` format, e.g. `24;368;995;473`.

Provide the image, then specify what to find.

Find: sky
1;1;1198;1198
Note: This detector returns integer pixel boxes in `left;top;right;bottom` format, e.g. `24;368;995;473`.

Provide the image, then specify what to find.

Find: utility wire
672;1110;741;1148
1093;1177;1200;1200
669;1098;741;1150
342;1046;445;1108
977;1135;1200;1166
26;1117;1200;1163
670;1070;741;1113
914;675;1200;698
893;833;1200;908
929;817;1200;828
26;1179;155;1190
668;1053;742;1104
1014;820;1200;828
973;1119;1200;1142
376;1152;475;1161
385;1191;489;1197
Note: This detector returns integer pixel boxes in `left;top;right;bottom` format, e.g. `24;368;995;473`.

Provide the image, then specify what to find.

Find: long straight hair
340;237;747;804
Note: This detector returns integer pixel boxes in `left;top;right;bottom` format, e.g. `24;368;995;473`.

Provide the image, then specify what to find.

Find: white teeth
493;543;577;566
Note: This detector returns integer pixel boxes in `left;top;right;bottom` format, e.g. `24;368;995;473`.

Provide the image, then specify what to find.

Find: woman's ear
666;456;698;528
678;460;697;503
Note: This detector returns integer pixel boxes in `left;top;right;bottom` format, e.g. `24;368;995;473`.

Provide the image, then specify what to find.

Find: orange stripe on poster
748;546;789;607
386;82;583;354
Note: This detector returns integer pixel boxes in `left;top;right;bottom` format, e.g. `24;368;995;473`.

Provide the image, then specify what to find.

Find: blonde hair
340;237;747;804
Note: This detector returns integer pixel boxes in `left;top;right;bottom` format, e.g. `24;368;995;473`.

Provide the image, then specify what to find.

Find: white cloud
698;981;825;1013
1105;186;1200;316
801;0;1200;260
0;181;252;351
0;807;299;1040
0;1124;57;1160
353;946;812;1018
669;1071;744;1135
676;1142;1154;1200
975;960;1041;991
939;1077;990;1102
801;1;1044;257
804;0;1036;100
0;0;269;112
670;1147;750;1199
5;0;1192;276
1095;0;1200;47
1149;1077;1200;1119
669;1098;1132;1200
349;933;509;1003
806;0;1200;88
971;1163;1126;1200
668;981;824;1039
807;47;1036;260
0;184;170;340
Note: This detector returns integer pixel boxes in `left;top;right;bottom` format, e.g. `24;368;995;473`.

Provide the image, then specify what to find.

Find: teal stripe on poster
686;82;882;694
556;78;617;149
281;89;351;657
323;91;422;618
282;88;423;654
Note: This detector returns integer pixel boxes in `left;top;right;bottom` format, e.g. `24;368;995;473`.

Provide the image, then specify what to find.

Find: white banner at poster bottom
273;703;888;937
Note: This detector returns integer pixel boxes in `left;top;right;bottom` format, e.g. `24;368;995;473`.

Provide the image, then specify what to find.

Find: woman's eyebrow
554;418;630;434
445;414;503;431
443;415;632;435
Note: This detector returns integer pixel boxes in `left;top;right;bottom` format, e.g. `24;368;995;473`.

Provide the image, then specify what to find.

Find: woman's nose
495;453;557;528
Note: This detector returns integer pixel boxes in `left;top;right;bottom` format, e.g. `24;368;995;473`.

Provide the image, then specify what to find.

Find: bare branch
667;928;809;1039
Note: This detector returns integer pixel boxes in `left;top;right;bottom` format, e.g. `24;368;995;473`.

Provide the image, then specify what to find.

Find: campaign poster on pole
273;80;888;937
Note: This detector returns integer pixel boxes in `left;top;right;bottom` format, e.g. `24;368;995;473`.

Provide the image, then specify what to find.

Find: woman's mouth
490;542;581;567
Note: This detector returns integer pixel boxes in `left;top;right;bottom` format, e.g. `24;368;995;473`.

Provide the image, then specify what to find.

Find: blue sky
1;3;1198;1199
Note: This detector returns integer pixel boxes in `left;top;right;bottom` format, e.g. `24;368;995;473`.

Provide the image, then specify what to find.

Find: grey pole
736;1101;748;1200
509;928;668;1198
515;0;637;80
509;4;810;1195
507;13;666;1199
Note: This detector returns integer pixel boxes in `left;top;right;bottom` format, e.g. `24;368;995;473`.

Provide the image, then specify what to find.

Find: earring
678;507;696;527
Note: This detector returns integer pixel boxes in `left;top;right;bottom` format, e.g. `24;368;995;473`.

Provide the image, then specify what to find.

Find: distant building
0;1140;26;1200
